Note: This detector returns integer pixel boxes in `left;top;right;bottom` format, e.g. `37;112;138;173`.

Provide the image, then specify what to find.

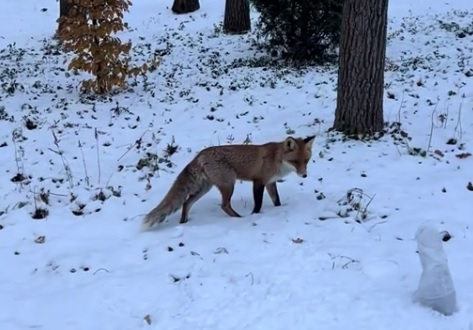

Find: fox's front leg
252;181;265;214
265;182;281;207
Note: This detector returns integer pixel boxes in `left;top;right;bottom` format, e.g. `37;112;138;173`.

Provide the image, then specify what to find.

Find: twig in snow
170;273;191;283
245;272;254;285
109;130;153;187
93;268;110;275
338;188;376;222
453;94;464;142
426;104;437;154
11;129;27;189
328;253;360;270
78;140;90;187
363;191;376;210
396;92;404;124
94;128;102;185
341;259;359;269
117;130;151;162
367;220;388;233
105;171;115;188
32;186;38;211
394;93;407;156
50;130;74;189
28;188;68;198
12;134;24;175
439;100;449;129
30;186;49;219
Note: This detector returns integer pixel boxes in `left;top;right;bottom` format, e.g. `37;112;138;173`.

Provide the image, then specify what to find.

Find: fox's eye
305;159;310;164
291;160;299;166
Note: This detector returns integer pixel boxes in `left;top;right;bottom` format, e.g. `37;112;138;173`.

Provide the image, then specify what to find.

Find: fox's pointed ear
284;137;297;151
304;135;315;149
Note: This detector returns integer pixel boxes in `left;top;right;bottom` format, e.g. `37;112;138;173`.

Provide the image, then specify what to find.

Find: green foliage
251;0;343;64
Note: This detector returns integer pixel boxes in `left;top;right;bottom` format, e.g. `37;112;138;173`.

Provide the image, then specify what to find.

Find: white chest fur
269;161;296;183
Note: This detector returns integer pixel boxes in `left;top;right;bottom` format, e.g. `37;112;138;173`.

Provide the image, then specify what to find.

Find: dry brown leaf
433;149;444;157
456;152;472;159
292;238;304;244
144;314;152;325
35;235;46;244
467;182;473;191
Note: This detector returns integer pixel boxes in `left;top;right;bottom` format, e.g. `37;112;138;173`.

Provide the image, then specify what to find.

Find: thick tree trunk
333;0;388;136
59;0;85;19
57;0;85;34
223;0;251;34
172;0;200;14
59;0;72;17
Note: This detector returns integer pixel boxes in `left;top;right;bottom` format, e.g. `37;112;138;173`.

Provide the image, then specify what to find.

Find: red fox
141;135;315;231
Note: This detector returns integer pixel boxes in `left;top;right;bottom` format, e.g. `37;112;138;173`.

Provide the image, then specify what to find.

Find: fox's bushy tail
141;167;192;231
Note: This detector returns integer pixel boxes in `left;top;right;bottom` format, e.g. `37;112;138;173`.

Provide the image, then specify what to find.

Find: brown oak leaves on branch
57;0;156;95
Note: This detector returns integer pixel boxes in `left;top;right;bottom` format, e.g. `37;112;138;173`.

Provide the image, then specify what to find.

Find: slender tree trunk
223;0;251;34
333;0;388;136
171;0;200;14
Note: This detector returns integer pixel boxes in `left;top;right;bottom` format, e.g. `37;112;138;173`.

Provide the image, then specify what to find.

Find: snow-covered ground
1;0;473;329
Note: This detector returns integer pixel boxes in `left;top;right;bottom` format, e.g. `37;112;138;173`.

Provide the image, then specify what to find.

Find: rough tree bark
172;0;200;14
57;0;85;34
223;0;250;34
333;0;389;136
59;0;74;17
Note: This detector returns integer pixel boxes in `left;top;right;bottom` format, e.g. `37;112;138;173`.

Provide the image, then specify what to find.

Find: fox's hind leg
217;183;242;218
205;167;241;218
265;182;281;207
180;181;212;224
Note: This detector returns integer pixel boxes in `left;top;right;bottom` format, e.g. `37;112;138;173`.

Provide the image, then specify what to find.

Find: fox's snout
296;168;308;178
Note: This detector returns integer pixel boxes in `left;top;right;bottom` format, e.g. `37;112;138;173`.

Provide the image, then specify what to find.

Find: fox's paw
140;217;154;232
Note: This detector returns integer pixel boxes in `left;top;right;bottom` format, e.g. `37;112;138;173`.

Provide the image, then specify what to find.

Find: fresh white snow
1;0;473;329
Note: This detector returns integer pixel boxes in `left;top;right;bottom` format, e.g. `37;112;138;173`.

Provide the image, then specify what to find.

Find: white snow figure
413;223;457;315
